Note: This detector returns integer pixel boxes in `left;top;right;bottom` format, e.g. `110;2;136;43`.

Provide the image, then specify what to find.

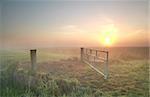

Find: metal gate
81;48;109;79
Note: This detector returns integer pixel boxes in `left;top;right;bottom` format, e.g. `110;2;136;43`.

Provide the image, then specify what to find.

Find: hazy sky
0;0;149;49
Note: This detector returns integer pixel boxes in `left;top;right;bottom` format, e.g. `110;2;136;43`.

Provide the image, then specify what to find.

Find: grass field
0;47;149;97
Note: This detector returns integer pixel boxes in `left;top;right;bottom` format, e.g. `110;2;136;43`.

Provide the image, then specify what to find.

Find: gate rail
81;48;109;79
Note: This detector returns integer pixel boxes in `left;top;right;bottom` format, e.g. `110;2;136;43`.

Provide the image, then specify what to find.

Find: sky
0;0;149;49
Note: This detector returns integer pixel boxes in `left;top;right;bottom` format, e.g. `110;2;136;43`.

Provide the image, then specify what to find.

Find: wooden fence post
81;48;84;61
96;50;97;56
30;49;37;73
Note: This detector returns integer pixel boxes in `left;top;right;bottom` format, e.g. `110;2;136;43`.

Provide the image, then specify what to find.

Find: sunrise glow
105;37;111;46
99;24;118;47
0;1;148;48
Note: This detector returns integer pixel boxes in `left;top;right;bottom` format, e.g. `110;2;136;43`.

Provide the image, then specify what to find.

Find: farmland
0;47;149;97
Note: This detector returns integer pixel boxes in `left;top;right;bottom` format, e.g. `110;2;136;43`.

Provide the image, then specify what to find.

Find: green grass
0;47;149;97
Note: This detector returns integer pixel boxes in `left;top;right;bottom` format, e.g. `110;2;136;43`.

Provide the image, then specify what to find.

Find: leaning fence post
81;48;84;61
104;51;109;79
30;49;37;73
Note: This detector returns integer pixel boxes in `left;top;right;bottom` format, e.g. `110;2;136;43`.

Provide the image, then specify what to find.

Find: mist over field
0;47;149;96
0;0;149;97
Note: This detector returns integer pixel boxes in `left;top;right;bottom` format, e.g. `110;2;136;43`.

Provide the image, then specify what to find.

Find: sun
101;36;113;47
105;37;111;46
98;24;118;47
